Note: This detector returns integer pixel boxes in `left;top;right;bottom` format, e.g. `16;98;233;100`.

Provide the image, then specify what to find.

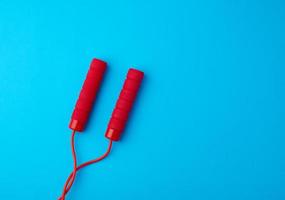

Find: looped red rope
58;131;113;200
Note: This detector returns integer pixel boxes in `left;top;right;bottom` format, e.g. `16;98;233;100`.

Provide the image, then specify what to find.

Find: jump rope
58;58;144;200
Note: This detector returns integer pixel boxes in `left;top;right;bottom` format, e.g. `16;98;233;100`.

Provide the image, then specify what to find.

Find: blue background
0;0;284;199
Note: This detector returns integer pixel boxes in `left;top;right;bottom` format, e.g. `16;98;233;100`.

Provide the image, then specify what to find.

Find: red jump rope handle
69;58;107;132
105;68;144;141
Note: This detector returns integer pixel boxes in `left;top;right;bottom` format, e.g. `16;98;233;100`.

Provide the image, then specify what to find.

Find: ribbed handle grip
105;68;144;141
69;58;107;132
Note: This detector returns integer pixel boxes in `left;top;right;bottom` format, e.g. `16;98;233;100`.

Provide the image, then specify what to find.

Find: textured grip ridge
69;58;107;131
105;68;144;141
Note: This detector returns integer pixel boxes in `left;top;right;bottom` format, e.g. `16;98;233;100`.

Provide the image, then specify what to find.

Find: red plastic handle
105;68;144;141
69;58;107;132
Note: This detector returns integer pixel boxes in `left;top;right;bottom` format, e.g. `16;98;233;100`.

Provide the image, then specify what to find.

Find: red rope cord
58;133;113;199
64;140;113;193
59;130;77;200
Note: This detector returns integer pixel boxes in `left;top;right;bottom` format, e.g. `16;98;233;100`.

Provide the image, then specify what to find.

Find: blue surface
0;0;285;199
